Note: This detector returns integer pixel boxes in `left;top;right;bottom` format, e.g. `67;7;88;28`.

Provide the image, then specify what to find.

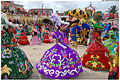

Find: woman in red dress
18;29;30;45
43;30;50;43
81;23;110;70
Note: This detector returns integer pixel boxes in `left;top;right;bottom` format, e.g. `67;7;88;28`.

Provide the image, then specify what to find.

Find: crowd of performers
1;12;119;79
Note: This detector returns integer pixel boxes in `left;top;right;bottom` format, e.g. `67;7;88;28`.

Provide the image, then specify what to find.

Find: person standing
36;14;83;79
81;23;110;70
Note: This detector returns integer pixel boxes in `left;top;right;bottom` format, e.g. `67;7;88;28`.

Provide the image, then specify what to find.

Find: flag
61;13;63;16
111;13;114;18
1;3;3;5
42;13;45;16
64;13;65;16
109;13;112;18
116;13;119;18
47;13;49;16
12;5;16;8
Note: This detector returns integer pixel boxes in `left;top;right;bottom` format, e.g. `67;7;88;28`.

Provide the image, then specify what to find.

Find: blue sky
14;1;119;13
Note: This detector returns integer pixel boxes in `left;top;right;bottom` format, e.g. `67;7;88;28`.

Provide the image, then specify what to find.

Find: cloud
14;1;119;13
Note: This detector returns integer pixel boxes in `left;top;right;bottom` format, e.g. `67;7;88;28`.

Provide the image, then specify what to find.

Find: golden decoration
81;58;83;61
91;55;94;58
1;64;12;76
19;61;28;74
96;55;100;59
92;61;97;67
85;62;88;65
4;48;11;55
102;65;105;68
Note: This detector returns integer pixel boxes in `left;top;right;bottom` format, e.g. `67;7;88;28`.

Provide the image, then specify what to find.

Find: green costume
1;13;33;79
104;30;117;49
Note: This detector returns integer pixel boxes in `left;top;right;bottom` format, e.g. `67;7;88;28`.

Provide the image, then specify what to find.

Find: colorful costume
81;23;90;45
24;25;30;35
49;32;54;43
43;30;51;43
88;28;94;46
108;42;119;79
30;30;42;45
1;32;33;79
115;30;119;42
81;23;110;70
104;30;117;49
18;34;30;45
36;30;83;79
72;24;82;42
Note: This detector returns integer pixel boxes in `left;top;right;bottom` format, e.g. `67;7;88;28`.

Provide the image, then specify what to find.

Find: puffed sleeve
52;31;59;39
93;31;99;38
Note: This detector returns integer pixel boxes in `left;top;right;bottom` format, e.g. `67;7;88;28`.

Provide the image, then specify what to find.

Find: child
30;29;42;45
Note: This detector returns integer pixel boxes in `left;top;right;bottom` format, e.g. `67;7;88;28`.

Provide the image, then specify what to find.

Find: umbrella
66;9;89;19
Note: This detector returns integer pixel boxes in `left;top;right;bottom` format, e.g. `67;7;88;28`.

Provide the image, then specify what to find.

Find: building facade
1;1;23;11
29;8;53;17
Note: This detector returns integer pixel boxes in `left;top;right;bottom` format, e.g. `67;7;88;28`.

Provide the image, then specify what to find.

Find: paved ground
18;36;109;80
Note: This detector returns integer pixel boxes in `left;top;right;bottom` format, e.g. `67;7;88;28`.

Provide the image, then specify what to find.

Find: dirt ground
18;36;109;80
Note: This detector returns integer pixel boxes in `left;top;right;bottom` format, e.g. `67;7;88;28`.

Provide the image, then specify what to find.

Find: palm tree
106;5;119;14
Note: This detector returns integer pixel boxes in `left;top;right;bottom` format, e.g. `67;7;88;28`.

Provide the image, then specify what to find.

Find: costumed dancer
18;29;30;45
111;25;119;42
104;30;117;50
81;22;90;46
49;32;54;43
88;27;94;46
28;25;32;35
24;24;30;36
108;42;119;79
41;24;46;42
1;12;33;79
64;29;69;45
36;13;83;79
12;28;17;45
30;29;42;45
37;27;41;40
43;30;51;43
71;20;82;49
16;25;22;43
101;23;111;40
81;23;110;70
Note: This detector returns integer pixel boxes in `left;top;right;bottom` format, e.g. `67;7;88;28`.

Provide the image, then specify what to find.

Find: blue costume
103;24;111;32
82;23;90;30
115;30;119;42
72;24;82;41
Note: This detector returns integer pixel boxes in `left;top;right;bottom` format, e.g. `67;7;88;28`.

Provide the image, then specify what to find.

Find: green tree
106;5;118;14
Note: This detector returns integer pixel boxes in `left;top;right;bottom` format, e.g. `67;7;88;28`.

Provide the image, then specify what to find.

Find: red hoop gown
43;33;50;43
18;35;30;45
81;31;110;70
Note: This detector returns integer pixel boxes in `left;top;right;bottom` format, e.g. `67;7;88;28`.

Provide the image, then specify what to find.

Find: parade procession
1;0;119;80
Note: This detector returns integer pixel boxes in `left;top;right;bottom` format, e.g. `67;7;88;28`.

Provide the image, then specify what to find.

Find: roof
30;8;53;10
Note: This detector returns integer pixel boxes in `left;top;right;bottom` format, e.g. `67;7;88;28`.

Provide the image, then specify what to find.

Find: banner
1;3;3;5
12;5;16;8
61;13;63;16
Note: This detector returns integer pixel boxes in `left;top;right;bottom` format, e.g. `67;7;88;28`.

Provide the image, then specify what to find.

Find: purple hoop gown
36;30;83;79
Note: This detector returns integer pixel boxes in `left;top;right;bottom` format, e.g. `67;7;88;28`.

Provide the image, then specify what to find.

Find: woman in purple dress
36;22;83;79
